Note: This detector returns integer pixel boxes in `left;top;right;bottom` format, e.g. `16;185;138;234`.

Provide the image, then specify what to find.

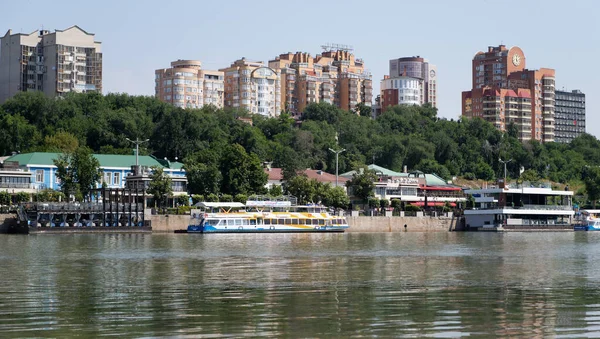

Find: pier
17;188;151;234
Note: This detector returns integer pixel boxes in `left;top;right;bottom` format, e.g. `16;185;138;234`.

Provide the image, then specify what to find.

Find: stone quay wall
346;216;456;232
149;214;460;233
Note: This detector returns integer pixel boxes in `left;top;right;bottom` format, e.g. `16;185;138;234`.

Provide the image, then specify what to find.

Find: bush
14;192;30;203
0;191;10;205
404;204;422;212
177;206;192;215
205;193;219;202
176;194;190;206
220;194;233;202
192;194;204;204
234;194;247;203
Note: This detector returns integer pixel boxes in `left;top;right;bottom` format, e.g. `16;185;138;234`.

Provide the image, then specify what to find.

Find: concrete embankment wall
346;216;455;232
151;215;189;233
149;215;458;233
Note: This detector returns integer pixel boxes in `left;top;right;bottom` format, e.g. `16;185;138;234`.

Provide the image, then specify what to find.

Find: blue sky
1;0;597;137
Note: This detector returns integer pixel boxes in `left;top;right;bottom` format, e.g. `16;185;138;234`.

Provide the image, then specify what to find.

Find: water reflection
1;233;600;337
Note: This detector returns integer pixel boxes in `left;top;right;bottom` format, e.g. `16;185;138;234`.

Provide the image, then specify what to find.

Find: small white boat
574;210;600;231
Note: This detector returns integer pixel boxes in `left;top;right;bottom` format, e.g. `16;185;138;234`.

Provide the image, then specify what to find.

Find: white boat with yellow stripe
187;196;349;233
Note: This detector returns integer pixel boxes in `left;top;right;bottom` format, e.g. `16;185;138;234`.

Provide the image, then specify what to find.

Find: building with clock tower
379;56;437;113
461;45;556;142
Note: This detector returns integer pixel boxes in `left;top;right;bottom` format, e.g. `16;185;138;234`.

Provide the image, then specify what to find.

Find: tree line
1;92;600;206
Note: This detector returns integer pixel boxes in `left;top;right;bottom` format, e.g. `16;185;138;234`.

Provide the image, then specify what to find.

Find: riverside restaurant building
340;164;466;207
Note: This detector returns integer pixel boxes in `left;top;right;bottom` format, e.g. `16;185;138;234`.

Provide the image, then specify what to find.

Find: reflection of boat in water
187;196;349;233
574;210;600;231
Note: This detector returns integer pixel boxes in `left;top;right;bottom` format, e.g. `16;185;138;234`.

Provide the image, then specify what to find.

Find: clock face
430;70;436;78
512;53;521;66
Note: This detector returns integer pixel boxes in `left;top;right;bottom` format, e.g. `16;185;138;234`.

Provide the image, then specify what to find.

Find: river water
1;232;600;338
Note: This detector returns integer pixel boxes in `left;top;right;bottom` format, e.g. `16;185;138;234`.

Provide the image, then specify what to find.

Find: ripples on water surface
2;232;600;337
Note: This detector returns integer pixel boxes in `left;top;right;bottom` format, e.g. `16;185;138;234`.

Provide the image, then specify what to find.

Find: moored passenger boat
187;196;349;233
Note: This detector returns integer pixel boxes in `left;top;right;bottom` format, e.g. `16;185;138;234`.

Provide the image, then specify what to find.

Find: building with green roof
1;152;186;194
342;164;466;207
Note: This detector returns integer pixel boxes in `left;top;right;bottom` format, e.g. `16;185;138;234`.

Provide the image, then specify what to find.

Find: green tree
176;195;189;206
520;169;540;183
41;131;80;153
346;166;377;203
184;150;222;196
54;147;101;201
147;166;172;208
269;185;283;197
584;167;600;208
220;144;267;196
322;186;349;211
354;102;372;117
284;175;316;205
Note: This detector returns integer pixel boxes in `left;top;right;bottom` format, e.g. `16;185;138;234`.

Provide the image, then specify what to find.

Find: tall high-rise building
220;58;281;117
461;45;555;142
0;26;102;103
381;56;437;109
554;89;585;143
268;44;373;115
155;60;224;109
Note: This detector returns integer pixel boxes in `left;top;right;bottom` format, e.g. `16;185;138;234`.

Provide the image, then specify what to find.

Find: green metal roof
340;164;405;178
340;164;453;187
5;152;183;170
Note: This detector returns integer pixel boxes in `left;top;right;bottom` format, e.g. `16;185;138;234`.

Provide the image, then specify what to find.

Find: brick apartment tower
155;60;224;109
461;45;555;142
268;44;373;116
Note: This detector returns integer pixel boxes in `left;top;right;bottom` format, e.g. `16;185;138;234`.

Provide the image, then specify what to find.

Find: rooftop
5;152;184;170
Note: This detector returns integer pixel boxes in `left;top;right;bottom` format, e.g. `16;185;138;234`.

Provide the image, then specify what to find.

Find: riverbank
0;212;460;233
149;214;459;233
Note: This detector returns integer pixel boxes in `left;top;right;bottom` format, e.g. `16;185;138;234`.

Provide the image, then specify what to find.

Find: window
113;172;120;186
36;170;44;183
104;172;112;185
55;173;61;184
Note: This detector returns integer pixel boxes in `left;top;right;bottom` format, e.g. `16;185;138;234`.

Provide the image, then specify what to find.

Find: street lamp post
499;158;513;182
329;147;346;187
126;138;150;168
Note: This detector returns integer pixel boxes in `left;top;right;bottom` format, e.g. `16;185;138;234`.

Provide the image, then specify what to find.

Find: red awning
411;202;456;207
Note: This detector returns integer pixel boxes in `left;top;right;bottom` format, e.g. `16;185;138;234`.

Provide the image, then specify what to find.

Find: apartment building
381;56;437;109
220;58;281;117
155;60;224;109
268;44;373;115
461;45;556;142
0;26;102;103
554;89;586;143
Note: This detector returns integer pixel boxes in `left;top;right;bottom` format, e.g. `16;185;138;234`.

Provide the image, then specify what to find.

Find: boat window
242;219;249;225
206;219;220;226
250;219;256;225
278;219;285;225
305;219;312;225
235;219;242;226
264;219;271;225
292;219;299;225
318;219;325;225
285;219;292;225
227;219;235;226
